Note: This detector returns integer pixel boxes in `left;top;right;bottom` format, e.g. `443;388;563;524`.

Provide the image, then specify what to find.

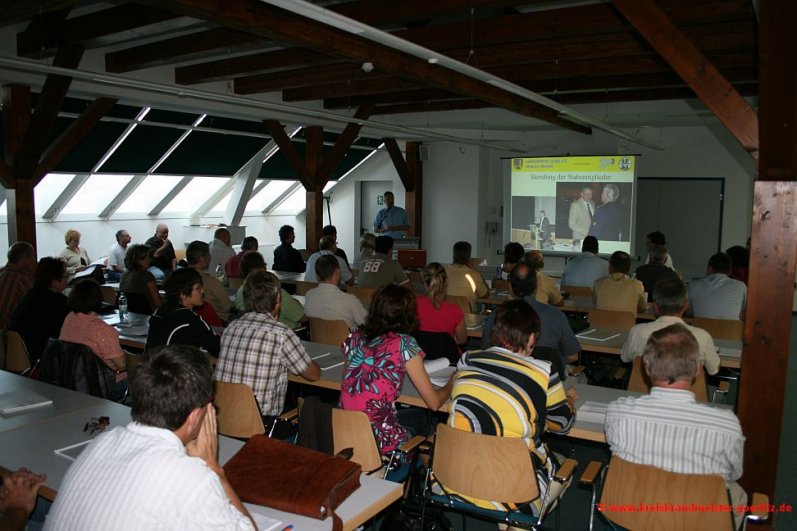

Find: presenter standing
568;186;594;242
373;191;411;238
589;183;625;241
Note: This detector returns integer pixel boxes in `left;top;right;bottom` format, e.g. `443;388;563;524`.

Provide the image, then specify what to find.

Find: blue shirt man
373;191;410;239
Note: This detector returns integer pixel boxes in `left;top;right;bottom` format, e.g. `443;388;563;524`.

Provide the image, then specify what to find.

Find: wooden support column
304;126;324;249
3;84;33;245
736;0;797;520
383;139;423;239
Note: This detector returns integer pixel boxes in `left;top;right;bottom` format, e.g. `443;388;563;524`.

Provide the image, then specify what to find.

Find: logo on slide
619;157;631;171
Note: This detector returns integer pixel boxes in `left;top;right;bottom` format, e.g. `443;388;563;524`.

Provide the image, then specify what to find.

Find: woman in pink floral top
340;285;453;455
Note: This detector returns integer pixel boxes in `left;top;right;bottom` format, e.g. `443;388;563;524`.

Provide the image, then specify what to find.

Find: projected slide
509;155;636;255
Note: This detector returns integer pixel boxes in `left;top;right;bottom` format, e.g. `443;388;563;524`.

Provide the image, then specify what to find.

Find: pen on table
281;525;293;531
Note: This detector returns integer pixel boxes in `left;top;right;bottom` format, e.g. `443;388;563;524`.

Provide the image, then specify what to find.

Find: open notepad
577;401;609;424
424;358;455;388
0;389;53;415
576;328;620;341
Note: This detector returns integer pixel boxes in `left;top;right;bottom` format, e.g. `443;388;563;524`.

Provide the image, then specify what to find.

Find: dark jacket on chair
39;339;116;399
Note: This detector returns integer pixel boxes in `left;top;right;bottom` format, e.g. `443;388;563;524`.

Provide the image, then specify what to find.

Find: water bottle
118;293;129;323
494;265;502;281
215;265;225;283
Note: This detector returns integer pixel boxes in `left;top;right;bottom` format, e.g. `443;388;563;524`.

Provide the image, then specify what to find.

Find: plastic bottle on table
118;293;129;323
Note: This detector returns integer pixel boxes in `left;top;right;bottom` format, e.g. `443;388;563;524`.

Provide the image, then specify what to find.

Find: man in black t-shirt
272;225;305;273
145;223;176;281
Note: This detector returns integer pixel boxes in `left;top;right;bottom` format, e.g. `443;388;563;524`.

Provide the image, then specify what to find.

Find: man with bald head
145;224;176;281
0;242;36;328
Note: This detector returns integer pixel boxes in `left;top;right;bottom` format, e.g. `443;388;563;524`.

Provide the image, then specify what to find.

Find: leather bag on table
223;435;362;531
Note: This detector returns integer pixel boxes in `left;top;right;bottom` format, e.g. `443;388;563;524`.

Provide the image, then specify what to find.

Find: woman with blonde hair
359;233;376;259
59;229;90;282
416;262;467;353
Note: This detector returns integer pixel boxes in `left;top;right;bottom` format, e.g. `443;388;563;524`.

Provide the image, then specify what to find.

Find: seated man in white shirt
305;254;367;330
107;229;131;282
45;345;255;531
304;235;354;285
621;278;720;375
606;324;746;528
688;252;747;320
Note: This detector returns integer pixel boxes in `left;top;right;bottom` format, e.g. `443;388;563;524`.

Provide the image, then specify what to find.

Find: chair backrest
331;408;384;473
309;318;350;347
214;381;266;439
4;330;31;373
228;277;244;290
691;317;744;341
492;279;511;293
600;456;733;530
294;280;317;296
124;351;143;378
174;249;187;261
432;423;538;503
561;285;592;298
39;339;116;399
627;356;708;402
123;291;153;315
100;285;118;305
408;270;426;294
587;308;636;330
413;330;459;365
445;295;473;315
347;286;376;306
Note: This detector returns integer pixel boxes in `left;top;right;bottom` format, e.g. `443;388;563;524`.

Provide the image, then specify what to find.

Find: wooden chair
174;249;186;261
124;351;143;378
445;295;474;315
691;317;744;341
561;285;592;298
227;277;244;290
331;409;384;474
100;285;117;305
492;278;511;293
308;318;350;346
408;270;426;294
4;330;31;374
587;309;636;330
294;280;316;296
627;356;709;402
581;456;768;530
214;381;266;439
347;286;376;307
425;423;577;528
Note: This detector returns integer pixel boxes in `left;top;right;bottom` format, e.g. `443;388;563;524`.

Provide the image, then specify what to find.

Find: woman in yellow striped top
447;299;575;517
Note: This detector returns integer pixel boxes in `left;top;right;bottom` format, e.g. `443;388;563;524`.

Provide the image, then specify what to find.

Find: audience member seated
233;252;305;331
593;251;646;314
445;241;489;306
120;244;162;313
417;262;467;345
500;241;525;280
726;245;750;285
186;240;232;323
0;242;36;329
146;268;220;356
304;255;367;330
272;224;306;273
359;232;376;260
358;236;409;289
559;236;608;288
340;285;453;455
688;252;747;320
144;223;176;281
606;324;746;527
0;467;46;531
224;236;258;279
44;345;255;530
644;231;674;269
634;244;680;301
526;250;563;306
107;229;131;282
59;229;90;283
9;257;69;365
621;278;720;375
208;227;235;275
449;299;575;518
322;224;352;273
481;263;581;379
216;271;320;427
59;279;128;401
304;235;354;285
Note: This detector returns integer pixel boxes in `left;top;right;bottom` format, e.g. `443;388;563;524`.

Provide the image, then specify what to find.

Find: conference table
478;290;658;320
0;370;401;531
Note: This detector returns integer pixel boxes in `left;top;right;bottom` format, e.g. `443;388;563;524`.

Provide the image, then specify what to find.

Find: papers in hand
0;389;53;415
577;401;609;424
576;328;621;341
425;358;455;387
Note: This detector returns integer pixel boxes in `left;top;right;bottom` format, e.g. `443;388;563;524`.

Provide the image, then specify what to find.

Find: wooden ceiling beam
612;0;758;156
105;28;266;73
176;48;337;85
35;97;117;182
283;78;424;102
318;105;373;180
383;138;410;191
143;0;590;133
374;99;492;115
263;120;312;190
0;0;73;26
17;4;192;58
235;63;370;94
324;89;456;109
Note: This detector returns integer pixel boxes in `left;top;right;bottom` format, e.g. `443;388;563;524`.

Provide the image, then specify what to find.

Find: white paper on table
0;389;53;415
251;512;283;531
423;358;450;374
576;329;620;341
54;440;92;461
577;401;609;424
717;347;742;358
